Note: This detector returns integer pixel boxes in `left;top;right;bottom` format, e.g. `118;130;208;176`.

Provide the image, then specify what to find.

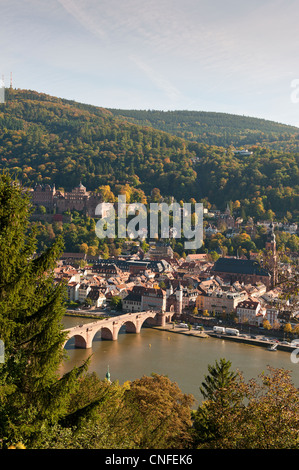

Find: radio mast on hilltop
10;72;12;88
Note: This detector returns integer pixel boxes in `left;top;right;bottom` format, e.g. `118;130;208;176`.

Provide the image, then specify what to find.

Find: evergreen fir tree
192;358;241;447
0;172;89;447
199;358;238;402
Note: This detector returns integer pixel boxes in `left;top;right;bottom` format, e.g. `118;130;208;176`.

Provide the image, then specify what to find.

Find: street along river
61;316;299;405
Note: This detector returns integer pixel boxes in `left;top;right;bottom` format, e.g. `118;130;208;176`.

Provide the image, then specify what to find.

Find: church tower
265;223;277;288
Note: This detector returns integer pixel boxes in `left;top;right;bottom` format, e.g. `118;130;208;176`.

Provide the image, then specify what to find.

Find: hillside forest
0;88;298;223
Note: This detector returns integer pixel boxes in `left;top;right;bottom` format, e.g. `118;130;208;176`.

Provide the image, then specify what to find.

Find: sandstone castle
31;182;102;216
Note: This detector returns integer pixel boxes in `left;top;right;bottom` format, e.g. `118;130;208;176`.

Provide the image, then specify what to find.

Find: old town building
236;299;263;325
211;257;271;289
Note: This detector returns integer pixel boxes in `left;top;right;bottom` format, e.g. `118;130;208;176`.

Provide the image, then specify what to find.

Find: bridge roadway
63;310;174;349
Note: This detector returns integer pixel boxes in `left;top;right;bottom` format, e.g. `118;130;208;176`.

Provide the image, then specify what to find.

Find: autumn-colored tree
123;374;194;449
284;323;293;336
193;364;299;449
237;367;299;449
262;319;272;330
87;245;98;256
79;242;88;254
150;188;162;203
97;185;115;203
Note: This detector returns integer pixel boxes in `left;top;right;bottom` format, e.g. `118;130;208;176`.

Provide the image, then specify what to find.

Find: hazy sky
2;0;299;126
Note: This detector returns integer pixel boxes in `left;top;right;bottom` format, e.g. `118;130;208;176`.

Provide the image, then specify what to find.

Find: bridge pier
155;312;166;327
74;328;94;348
101;321;119;341
126;317;142;334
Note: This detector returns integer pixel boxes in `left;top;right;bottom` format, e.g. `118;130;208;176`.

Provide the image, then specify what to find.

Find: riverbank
64;312;297;355
151;324;209;339
151;324;296;354
65;309;109;320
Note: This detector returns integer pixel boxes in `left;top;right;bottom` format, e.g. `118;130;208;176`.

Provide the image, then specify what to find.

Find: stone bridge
63;310;175;349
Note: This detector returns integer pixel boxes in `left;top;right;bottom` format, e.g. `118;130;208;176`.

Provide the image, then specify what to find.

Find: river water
61;316;299;405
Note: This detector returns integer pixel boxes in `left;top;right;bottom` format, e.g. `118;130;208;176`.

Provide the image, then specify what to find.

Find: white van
213;326;226;334
225;328;240;336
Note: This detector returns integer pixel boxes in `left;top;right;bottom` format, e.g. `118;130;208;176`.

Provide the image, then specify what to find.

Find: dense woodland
108;108;299;150
0;88;298;221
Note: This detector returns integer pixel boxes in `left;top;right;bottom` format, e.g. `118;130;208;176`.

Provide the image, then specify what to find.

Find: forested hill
108;109;299;150
0;88;298;219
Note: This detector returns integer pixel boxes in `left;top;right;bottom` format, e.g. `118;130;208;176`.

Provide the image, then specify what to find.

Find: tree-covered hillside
0;88;198;200
108;108;299;150
0;88;298;218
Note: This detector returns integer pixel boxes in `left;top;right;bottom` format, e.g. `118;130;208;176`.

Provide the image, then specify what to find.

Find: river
61;315;299;405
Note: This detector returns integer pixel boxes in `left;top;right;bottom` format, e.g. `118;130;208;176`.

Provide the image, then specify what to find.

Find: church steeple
175;282;183;315
225;202;231;215
105;365;111;383
265;223;277;288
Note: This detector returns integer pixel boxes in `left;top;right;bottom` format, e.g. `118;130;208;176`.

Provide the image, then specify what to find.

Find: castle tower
265;223;277;287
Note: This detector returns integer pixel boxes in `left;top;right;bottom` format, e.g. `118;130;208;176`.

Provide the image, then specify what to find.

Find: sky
1;0;299;126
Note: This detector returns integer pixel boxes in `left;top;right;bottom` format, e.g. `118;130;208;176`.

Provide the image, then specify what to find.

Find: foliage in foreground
0;172;91;447
193;360;299;449
31;373;194;449
25;363;299;450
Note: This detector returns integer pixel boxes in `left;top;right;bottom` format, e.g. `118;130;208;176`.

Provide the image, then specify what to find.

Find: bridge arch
64;333;88;349
101;326;114;340
63;310;175;349
122;320;138;334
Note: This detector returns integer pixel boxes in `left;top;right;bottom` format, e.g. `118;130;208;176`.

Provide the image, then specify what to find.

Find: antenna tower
10;72;12;88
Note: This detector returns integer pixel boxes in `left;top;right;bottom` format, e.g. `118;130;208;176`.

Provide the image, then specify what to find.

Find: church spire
265;223;277;288
105;365;111;383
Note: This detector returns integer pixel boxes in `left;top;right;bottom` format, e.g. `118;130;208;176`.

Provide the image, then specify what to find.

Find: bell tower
175;282;183;315
265;223;277;287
